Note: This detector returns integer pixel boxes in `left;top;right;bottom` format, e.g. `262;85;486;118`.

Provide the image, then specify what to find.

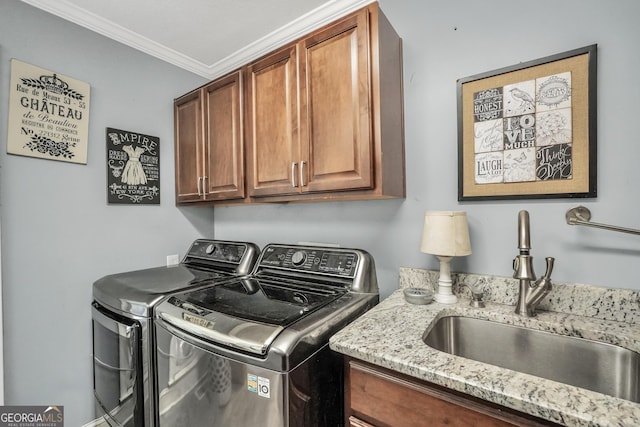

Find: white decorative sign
6;59;91;164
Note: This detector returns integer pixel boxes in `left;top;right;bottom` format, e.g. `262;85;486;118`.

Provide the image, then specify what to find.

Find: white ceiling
20;0;374;80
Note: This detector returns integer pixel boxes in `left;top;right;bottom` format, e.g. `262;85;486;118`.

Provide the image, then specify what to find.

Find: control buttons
291;251;307;266
205;244;216;255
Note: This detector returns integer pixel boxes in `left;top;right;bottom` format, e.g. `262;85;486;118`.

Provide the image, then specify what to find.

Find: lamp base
435;289;458;304
434;255;458;304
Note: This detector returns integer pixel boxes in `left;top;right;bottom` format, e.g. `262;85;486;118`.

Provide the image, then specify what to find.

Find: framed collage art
457;45;597;201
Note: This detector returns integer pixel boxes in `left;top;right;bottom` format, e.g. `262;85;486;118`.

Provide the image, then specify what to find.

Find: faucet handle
542;257;555;279
458;283;486;308
469;289;486;308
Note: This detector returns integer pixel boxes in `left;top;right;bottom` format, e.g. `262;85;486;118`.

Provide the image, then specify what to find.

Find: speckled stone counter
329;268;640;427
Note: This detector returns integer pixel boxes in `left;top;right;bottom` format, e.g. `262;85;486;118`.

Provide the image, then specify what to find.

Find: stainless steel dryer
91;239;260;427
154;243;379;427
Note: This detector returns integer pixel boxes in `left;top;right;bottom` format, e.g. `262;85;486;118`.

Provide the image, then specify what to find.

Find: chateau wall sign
7;59;91;164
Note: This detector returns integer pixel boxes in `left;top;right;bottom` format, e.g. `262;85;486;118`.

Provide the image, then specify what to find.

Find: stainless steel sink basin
423;316;640;402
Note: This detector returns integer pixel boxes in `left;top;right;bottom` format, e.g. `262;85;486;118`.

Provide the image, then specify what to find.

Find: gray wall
214;0;640;299
0;1;209;425
2;0;640;426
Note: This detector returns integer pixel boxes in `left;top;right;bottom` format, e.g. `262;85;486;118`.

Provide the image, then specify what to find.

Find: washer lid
158;296;285;355
157;277;345;355
177;277;344;326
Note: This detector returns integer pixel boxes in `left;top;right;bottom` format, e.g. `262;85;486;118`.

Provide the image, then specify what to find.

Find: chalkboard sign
106;127;160;204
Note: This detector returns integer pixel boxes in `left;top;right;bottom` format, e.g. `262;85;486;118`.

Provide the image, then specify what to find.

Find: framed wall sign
7;59;91;164
106;127;160;204
457;44;597;201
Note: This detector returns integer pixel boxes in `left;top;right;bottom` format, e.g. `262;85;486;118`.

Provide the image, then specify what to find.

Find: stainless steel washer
91;239;260;427
154;243;379;427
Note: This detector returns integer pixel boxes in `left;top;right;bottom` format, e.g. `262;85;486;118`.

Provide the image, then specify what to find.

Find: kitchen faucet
513;210;555;316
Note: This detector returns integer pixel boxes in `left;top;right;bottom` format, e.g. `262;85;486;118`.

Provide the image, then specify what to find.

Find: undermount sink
423;315;640;403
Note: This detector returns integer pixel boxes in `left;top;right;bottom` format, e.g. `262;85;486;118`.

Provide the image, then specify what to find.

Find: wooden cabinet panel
174;71;245;204
174;90;203;203
243;3;403;202
346;359;557;427
245;45;299;197
203;71;245;200
174;2;404;205
300;10;373;193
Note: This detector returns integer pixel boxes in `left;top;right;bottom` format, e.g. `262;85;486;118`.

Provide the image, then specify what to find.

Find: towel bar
565;206;640;236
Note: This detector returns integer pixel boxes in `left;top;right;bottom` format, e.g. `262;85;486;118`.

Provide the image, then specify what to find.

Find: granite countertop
329;275;640;427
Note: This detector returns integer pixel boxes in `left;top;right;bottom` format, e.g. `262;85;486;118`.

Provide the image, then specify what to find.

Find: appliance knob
206;244;216;254
291;251;307;266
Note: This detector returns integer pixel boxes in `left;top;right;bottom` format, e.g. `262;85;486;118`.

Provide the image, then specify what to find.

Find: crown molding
20;0;211;75
204;0;375;79
20;0;375;80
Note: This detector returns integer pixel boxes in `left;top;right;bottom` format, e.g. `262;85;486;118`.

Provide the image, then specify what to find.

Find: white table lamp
420;211;471;304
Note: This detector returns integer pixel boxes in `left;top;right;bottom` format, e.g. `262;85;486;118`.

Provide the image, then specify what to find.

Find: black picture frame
457;44;597;201
106;127;160;204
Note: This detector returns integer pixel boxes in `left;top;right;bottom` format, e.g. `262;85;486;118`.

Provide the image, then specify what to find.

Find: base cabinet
346;358;558;427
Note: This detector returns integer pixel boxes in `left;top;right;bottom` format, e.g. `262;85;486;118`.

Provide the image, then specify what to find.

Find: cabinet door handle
202;176;208;195
300;161;306;187
197;176;203;196
291;162;298;188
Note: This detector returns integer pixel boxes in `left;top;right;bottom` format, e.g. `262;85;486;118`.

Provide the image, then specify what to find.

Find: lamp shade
420;211;471;257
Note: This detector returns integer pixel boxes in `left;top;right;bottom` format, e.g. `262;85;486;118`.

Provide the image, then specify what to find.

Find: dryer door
92;302;144;426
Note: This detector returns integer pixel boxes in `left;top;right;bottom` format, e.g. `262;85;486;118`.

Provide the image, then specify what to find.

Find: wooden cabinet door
347;359;555;427
174;90;204;203
299;9;373;193
202;71;245;201
245;45;300;197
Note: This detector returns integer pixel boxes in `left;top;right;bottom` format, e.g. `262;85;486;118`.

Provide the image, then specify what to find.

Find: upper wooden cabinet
245;2;404;202
299;10;374;194
174;2;404;205
245;45;300;197
174;71;245;203
175;89;203;203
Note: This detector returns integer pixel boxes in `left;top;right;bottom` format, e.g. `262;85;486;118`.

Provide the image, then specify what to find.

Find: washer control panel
259;244;358;277
186;239;248;264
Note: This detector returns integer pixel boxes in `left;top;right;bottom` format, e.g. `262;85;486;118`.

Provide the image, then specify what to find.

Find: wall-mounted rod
565;206;640;236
